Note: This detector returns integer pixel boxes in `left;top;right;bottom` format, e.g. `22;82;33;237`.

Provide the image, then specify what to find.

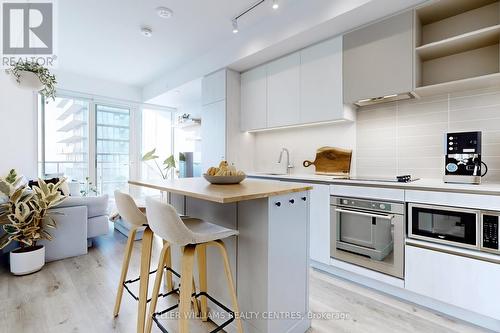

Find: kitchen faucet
278;148;294;174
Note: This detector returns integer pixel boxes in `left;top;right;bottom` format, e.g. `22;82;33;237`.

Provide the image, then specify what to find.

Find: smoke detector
157;7;173;19
141;26;153;37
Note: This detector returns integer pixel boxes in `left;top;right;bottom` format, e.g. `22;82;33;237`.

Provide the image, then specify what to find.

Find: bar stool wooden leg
196;244;208;321
211;240;244;333
113;226;138;317
137;227;154;333
164;244;173;292
179;244;196;333
192;276;200;316
145;243;171;333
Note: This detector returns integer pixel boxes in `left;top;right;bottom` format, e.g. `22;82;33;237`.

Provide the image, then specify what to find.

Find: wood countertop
128;178;312;204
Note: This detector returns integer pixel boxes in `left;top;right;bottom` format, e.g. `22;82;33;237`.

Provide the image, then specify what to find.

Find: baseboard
311;260;500;332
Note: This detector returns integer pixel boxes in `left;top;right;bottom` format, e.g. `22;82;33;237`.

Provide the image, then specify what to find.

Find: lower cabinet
309;183;331;265
405;245;500;320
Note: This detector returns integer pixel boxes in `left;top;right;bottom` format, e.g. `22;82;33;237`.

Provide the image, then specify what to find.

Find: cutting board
303;147;352;175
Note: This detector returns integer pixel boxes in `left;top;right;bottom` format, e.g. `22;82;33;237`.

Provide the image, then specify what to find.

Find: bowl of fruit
203;161;246;184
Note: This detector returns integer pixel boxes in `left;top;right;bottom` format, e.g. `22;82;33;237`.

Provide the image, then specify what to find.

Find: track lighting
232;19;239;34
231;0;279;34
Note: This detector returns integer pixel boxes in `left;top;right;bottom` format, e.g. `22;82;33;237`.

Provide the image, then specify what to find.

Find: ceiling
58;0;301;88
57;0;426;104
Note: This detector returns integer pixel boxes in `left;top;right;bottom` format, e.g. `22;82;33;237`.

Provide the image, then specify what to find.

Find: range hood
354;92;417;107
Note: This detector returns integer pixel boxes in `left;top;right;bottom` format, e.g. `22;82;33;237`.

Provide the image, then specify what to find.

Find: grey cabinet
343;10;414;104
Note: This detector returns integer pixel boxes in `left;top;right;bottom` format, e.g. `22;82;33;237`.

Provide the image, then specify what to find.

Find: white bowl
203;174;246;184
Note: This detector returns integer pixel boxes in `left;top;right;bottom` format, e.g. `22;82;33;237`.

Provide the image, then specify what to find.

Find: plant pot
10;245;45;275
12;70;44;91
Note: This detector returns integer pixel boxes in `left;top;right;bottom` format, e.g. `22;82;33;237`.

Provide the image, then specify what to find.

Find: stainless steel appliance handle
335;207;395;220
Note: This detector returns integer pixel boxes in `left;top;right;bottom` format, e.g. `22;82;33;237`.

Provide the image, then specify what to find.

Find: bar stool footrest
152;291;235;333
123;267;180;303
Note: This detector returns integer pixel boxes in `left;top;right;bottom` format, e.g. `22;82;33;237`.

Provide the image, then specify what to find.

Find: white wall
253;121;356;175
54;70;142;102
0;72;37;178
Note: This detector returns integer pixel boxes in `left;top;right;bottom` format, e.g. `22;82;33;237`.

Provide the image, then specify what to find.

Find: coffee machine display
444;131;486;185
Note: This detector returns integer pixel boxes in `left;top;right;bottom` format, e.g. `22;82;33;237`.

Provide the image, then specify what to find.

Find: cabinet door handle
275;202;281;207
289;199;295;204
301;197;307;201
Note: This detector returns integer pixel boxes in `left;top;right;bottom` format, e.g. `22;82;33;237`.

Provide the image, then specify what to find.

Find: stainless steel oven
408;203;480;249
330;196;405;279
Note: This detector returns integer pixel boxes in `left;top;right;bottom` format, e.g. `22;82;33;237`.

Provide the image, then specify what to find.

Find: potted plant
142;148;177;179
0;170;66;275
6;61;57;100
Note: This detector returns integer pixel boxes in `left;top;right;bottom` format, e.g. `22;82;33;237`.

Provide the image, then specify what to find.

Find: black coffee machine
444;131;485;185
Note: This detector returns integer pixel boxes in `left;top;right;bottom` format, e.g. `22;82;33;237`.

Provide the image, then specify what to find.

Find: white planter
11;70;44;91
10;245;45;275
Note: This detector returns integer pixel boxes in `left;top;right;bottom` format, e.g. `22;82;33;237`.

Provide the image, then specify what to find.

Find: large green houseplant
0;170;66;275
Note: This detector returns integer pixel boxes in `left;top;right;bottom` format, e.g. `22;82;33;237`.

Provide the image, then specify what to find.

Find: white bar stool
113;191;181;319
145;196;244;333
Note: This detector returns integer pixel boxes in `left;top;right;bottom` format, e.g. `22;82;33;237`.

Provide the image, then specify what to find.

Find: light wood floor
0;225;489;333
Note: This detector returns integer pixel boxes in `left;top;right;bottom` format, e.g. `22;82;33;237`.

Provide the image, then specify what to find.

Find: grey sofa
38;195;110;262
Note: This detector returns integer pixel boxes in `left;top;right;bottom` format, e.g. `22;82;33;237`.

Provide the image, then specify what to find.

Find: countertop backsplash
253;120;356;175
356;86;500;181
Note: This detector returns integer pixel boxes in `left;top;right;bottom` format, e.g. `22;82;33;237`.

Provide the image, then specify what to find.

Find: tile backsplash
356;86;500;181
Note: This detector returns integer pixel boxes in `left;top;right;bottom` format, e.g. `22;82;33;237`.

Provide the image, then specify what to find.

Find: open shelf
414;73;500;97
416;25;500;61
414;0;500;96
416;0;497;25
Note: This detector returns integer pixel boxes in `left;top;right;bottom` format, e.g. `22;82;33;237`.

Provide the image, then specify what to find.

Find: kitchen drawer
330;185;404;202
405;244;500;320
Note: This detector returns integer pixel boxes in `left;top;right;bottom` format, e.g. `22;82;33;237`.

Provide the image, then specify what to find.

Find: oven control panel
482;214;499;253
339;198;392;212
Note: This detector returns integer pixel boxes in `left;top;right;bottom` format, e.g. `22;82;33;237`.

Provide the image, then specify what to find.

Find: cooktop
347;175;420;183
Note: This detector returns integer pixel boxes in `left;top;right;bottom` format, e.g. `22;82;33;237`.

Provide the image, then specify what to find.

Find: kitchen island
128;178;312;333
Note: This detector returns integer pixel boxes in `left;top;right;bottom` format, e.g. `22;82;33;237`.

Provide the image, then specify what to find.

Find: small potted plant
6;61;57;100
0;170;66;275
142;148;177;179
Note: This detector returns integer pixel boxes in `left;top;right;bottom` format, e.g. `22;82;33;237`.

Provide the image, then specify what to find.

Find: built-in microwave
408;203;500;254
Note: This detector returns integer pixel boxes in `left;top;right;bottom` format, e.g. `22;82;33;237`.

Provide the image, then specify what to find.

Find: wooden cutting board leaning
303;147;352;176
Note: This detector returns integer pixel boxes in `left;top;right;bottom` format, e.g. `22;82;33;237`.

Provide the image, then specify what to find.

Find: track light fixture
231;0;278;34
232;19;239;34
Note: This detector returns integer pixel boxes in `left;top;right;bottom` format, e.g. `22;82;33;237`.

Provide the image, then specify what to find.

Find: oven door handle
335;207;395;220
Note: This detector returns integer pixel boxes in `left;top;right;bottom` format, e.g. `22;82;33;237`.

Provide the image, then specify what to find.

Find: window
39;96;90;183
96;104;130;196
39;93;176;197
141;108;173;180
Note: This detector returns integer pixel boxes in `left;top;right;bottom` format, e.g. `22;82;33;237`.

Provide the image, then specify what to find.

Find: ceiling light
141;26;153;37
232;19;239;34
272;0;279;10
157;7;173;19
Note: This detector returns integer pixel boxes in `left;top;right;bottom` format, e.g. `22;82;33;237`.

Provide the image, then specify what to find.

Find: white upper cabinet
300;36;343;123
267;53;301;128
240;37;352;132
201;100;226;171
202;69;226;106
240;65;267;131
343;10;414;104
